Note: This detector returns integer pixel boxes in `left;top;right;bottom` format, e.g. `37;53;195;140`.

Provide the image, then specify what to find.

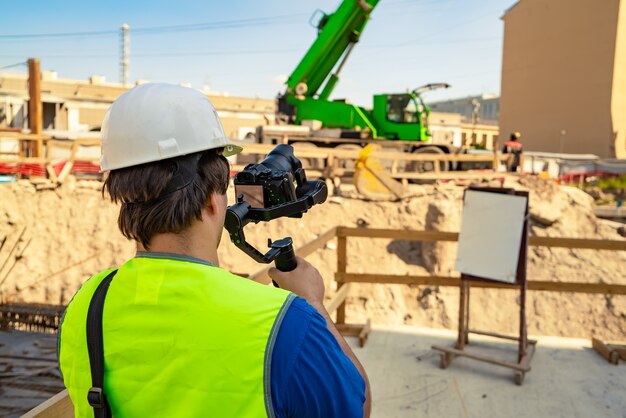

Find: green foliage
598;175;626;190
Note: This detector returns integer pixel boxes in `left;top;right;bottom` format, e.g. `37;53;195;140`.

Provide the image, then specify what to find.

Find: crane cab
371;93;430;141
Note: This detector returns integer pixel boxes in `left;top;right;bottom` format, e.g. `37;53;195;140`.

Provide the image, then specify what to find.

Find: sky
0;0;515;107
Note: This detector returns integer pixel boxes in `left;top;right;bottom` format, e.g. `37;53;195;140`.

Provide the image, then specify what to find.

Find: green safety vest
59;254;294;418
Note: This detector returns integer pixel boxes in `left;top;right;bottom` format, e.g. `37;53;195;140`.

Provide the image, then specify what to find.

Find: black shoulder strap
86;270;117;418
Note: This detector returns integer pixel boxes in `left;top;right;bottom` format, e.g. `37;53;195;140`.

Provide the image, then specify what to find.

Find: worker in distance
58;83;371;417
502;131;524;172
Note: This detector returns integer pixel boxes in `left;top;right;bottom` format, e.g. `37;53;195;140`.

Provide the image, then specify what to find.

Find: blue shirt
270;297;366;417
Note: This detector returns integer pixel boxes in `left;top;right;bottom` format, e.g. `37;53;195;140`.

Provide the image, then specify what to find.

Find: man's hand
268;256;325;304
270;256;372;418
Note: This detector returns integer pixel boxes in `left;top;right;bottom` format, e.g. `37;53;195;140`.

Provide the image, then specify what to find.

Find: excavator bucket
353;144;404;200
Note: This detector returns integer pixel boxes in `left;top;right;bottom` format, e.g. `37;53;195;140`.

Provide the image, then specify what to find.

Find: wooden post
28;58;42;158
336;234;347;325
433;156;441;173
456;279;468;349
464;281;470;344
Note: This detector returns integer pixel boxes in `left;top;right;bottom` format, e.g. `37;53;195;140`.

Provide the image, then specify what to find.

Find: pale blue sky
0;0;513;106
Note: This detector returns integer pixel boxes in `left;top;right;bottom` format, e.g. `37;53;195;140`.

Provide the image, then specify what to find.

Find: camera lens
259;144;302;173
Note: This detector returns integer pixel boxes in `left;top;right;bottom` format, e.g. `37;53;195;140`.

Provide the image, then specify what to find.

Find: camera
224;144;327;273
233;144;326;215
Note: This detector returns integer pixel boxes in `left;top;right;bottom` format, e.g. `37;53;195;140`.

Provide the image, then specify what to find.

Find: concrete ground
347;325;626;418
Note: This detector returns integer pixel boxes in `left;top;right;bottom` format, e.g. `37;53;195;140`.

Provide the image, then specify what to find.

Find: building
429;94;500;123
499;0;626;159
0;72;274;140
0;69;501;156
428;112;500;150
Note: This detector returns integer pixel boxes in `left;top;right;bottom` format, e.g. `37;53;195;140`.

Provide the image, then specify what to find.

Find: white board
454;190;528;283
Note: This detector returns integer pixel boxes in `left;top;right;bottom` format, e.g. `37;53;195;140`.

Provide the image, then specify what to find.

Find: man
502;131;523;172
58;83;371;417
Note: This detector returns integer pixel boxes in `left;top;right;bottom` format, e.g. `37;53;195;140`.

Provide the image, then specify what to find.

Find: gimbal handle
271;238;297;272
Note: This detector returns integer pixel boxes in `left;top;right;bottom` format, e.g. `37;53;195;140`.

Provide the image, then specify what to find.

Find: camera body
234;144;304;215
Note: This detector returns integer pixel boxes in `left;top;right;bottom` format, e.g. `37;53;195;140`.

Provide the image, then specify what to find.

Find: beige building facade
499;0;626;159
0;72;274;140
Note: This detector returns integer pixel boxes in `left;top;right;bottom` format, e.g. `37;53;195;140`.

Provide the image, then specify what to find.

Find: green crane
277;0;449;143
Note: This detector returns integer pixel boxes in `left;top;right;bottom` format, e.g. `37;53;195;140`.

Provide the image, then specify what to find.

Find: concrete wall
500;0;624;158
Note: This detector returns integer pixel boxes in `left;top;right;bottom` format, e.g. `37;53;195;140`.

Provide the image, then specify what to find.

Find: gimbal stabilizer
224;144;327;275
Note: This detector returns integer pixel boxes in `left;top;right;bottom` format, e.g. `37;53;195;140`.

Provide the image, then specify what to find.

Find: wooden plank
528;236;626;251
326;283;350;315
527;281;626;295
363;150;511;163
73;138;101;147
46;163;58;183
335;273;626;295
592;337;619;364
432;345;531;372
0;132;52;140
297;227;337;259
335;227;625;251
248;227;337;284
469;329;537;344
335;227;459;241
21;390;73;418
335;273;458;286
390;171;510;181
56;161;74;184
240;141;510;164
0;157;48;164
336;323;367;337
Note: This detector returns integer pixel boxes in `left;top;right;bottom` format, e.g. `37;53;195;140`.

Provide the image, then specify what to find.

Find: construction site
0;0;625;417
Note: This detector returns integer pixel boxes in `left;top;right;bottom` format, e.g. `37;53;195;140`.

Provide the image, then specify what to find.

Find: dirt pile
0;176;623;339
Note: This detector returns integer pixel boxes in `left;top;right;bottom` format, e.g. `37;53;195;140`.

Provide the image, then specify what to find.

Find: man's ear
204;193;218;215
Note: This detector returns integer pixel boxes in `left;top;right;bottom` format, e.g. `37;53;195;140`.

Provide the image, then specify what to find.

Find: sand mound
0;176;623;339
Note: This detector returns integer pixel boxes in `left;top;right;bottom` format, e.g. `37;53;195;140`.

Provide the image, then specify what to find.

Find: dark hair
103;149;229;249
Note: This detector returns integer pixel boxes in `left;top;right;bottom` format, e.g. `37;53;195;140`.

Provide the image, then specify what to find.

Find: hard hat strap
123;153;202;205
159;153;202;197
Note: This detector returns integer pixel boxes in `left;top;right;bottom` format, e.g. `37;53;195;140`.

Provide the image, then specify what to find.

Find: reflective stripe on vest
59;256;293;418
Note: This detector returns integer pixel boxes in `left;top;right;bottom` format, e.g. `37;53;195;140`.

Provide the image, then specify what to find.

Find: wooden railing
235;142;513;181
0;132;100;176
0;131;52;163
332;227;626;347
1;135;515;183
24;226;626;416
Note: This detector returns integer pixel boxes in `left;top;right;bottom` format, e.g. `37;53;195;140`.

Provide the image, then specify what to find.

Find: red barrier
0;163;19;174
72;161;100;174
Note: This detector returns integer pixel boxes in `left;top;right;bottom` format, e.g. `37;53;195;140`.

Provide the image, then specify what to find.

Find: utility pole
27;58;42;157
470;98;481;147
120;24;129;86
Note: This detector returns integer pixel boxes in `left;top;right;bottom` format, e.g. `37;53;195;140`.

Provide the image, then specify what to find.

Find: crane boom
285;0;379;99
272;0;449;148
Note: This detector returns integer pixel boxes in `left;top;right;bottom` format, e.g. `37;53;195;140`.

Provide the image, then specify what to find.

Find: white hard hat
100;83;242;171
